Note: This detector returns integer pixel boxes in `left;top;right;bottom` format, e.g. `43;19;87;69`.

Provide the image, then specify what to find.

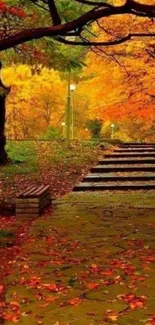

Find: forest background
0;0;155;142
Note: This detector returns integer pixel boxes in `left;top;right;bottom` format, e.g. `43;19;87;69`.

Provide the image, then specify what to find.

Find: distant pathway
74;143;155;191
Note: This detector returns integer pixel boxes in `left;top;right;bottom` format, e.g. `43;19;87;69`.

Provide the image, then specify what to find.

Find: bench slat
17;185;50;198
34;185;50;197
18;186;37;198
28;184;45;196
18;186;36;198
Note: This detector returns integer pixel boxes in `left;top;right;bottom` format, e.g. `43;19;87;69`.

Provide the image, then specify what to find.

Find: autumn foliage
2;65;66;139
1;42;155;142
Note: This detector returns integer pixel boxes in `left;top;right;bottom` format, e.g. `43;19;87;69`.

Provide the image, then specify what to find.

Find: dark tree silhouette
0;62;10;164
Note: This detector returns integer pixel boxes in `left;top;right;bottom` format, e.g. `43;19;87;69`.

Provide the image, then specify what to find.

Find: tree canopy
0;0;154;52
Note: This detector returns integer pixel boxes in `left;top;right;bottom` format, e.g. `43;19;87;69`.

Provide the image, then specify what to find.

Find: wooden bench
16;185;51;217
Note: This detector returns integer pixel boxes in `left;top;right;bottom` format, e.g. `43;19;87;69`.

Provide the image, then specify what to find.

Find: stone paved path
3;191;155;324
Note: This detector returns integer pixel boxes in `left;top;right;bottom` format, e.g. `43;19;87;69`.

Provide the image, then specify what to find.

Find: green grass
1;141;38;176
6;141;37;163
0;230;14;238
0;229;15;247
0;139;103;181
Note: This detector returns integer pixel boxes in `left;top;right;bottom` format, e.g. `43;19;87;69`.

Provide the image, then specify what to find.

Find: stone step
91;165;155;173
98;158;155;165
73;182;155;191
83;175;155;182
121;147;155;150
115;148;155;152
123;143;155;146
105;153;155;158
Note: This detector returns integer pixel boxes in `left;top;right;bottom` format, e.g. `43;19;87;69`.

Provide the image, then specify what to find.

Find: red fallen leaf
11;316;20;323
90;264;99;272
87;312;96;316
49;260;64;265
144;256;155;263
23;264;29;270
21;276;41;287
100;270;113;276
87;283;99;290
146;320;155;325
130;275;147;282
44;296;57;303
42;284;58;292
0;284;4;294
3;313;20;323
117;293;146;310
130;300;144;310
114;275;121;283
10;301;20;308
67;298;82;306
90;264;98;269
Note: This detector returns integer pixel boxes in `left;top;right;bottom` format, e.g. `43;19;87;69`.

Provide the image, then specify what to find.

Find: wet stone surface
2;191;155;324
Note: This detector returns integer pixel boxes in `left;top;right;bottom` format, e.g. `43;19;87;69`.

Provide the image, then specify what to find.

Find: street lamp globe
70;84;76;92
61;122;65;126
111;123;115;128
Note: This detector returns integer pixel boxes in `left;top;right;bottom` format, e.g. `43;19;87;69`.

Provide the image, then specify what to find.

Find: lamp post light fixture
70;84;76;92
111;123;115;140
70;84;76;140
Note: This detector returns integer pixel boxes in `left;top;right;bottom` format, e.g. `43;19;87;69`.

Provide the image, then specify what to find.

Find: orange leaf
87;283;99;290
105;310;118;322
68;298;82;306
130;301;144;309
42;284;57;292
10;302;20;308
0;284;4;294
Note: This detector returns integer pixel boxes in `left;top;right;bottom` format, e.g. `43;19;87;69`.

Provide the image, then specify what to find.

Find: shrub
40;126;62;140
86;119;103;139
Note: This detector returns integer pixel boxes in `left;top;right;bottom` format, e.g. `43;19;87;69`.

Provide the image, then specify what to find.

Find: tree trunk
0;70;10;164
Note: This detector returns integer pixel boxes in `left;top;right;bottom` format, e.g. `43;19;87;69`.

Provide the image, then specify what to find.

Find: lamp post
65;36;76;146
70;84;76;140
61;122;66;137
111;123;115;140
66;70;71;145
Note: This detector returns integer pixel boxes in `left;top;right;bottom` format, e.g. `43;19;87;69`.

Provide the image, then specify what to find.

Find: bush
86;119;103;139
40;126;62;140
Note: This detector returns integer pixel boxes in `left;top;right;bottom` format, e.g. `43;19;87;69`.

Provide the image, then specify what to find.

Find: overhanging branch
0;1;154;51
75;0;113;8
57;33;155;46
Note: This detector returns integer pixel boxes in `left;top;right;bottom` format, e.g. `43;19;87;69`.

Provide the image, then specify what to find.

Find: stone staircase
73;143;155;191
